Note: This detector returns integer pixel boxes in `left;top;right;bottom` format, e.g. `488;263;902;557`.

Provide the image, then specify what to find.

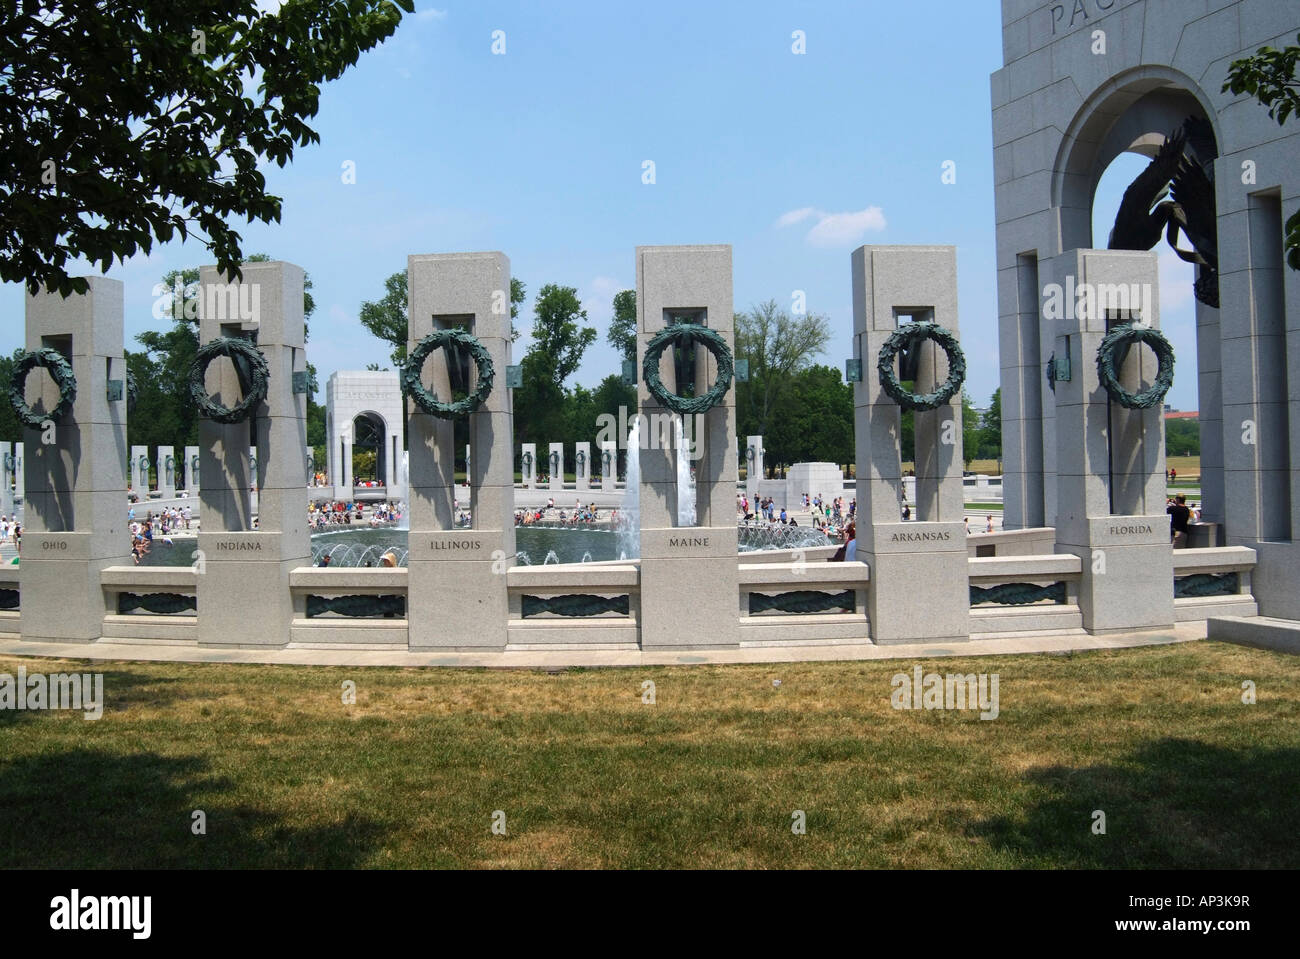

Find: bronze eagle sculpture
1107;116;1219;308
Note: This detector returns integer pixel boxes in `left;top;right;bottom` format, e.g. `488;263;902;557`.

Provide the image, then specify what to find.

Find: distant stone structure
326;369;403;494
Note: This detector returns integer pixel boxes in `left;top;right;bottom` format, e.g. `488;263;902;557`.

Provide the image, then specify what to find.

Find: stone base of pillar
17;536;116;642
638;526;739;649
860;522;970;644
195;532;306;647
406;529;509;650
1057;516;1174;634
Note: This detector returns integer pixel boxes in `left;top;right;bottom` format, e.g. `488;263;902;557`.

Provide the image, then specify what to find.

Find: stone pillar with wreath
13;277;129;641
1047;249;1175;633
404;252;515;649
636;245;740;648
193;260;310;647
599;440;616;492
851;245;969;644
574;441;590;492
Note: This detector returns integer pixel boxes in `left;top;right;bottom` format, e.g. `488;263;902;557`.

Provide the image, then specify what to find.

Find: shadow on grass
963;737;1300;868
0;748;385;868
0;665;187;729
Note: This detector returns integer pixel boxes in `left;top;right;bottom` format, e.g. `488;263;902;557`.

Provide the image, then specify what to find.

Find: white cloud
416;7;448;21
775;205;887;247
775;207;818;228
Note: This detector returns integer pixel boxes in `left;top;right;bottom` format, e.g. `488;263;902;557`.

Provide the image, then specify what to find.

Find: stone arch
350;409;390;485
1051;65;1224;252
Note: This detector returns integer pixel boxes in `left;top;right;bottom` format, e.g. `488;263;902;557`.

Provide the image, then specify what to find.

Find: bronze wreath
8;347;77;429
190;336;269;424
1095;323;1175;410
876;322;966;412
400;328;495;419
642;324;734;415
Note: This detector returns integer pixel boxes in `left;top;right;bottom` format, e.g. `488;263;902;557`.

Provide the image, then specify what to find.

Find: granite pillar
406;252;515;650
851;245;969;644
19;277;129;641
196;260;310;647
636;245;739;649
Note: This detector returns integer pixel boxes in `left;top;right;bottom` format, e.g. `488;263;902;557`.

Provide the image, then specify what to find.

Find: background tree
763;365;854;472
961;390;981;468
1;0;414;296
607;289;637;361
1165;416;1201;456
978;388;1002;462
360;272;525;366
513;285;597;451
735;300;832;443
1224;33;1300;269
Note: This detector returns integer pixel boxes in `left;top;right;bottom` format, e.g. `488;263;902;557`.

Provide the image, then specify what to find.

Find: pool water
135;520;832;567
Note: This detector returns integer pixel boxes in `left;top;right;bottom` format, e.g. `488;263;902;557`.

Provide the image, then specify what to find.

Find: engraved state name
1107;524;1153;535
215;541;263;551
890;531;952;543
668;537;709;547
430;540;482;550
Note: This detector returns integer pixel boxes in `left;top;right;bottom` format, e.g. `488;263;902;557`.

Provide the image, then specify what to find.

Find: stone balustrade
1172;547;1258;621
967;553;1083;634
100;566;199;642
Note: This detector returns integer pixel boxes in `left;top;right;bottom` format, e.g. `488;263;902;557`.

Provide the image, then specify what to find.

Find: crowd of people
515;498;606;526
126;508;189;564
0;515;19;548
309;500;402;529
737;491;857;537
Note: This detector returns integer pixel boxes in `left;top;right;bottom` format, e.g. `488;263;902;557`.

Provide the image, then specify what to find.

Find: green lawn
2;642;1297;868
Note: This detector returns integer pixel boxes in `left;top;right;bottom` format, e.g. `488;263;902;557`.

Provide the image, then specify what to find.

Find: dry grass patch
1;641;1297;868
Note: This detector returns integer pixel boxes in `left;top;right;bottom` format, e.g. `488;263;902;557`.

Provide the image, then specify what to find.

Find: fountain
615;420;641;558
675;415;696;526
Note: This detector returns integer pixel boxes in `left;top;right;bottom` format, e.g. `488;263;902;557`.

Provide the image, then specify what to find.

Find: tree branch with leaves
1;0;415;295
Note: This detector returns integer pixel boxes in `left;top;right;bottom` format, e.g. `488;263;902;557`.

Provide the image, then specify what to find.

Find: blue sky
0;0;1201;411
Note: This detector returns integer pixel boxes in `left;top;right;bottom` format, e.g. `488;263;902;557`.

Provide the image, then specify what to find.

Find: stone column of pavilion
184;445;200;493
130;444;148;496
1045;249;1173;633
744;435;764;503
600;441;616;492
851;245;969;644
20;277;129;641
521;442;537;489
406;252;515;650
575;441;591;492
548;443;564;494
14;443;24;508
1;443;13;517
157;446;176;498
196;260;310;647
636;245;739;649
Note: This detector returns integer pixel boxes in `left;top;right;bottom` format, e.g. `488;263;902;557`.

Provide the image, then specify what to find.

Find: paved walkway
0;622;1208;670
